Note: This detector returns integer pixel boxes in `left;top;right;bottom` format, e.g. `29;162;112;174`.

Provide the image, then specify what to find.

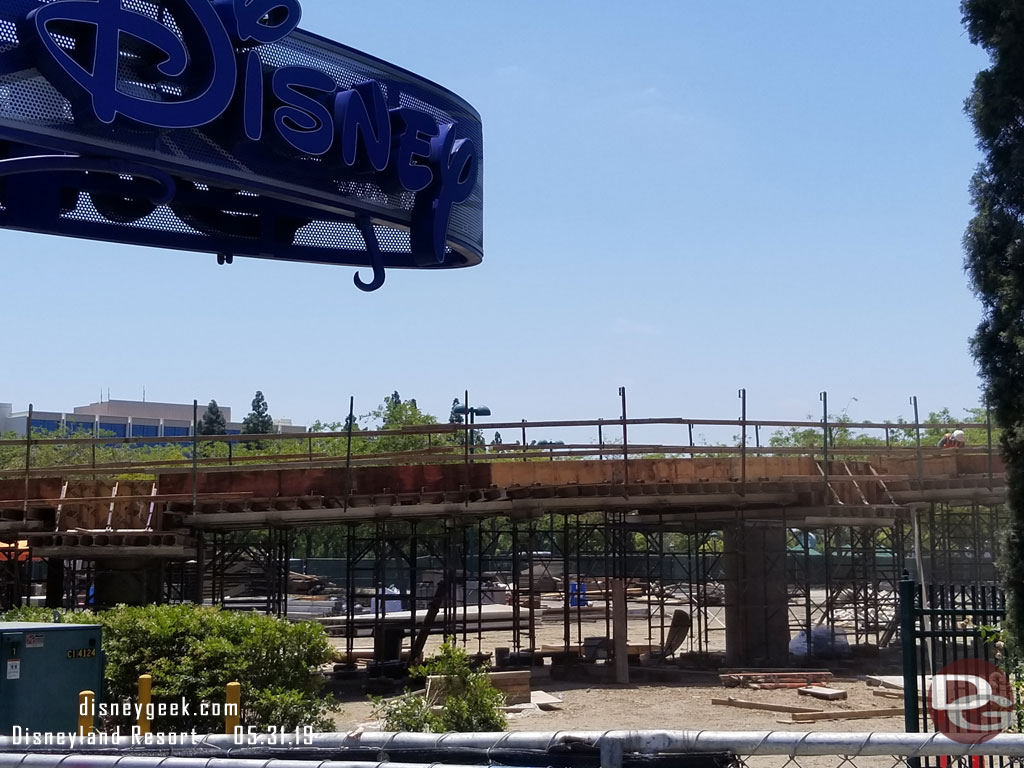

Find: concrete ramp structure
0;412;1008;667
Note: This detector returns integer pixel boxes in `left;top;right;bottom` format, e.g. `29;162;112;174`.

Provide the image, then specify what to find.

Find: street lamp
453;403;492;454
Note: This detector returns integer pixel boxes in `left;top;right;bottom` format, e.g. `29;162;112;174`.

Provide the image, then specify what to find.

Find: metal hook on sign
353;216;386;292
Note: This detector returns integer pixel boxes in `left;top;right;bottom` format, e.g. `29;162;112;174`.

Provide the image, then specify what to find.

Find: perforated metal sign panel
0;0;483;290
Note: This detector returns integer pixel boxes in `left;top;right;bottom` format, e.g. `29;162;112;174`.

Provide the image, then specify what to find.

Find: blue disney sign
0;0;483;290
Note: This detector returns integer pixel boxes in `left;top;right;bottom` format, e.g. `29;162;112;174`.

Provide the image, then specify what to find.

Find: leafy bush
372;692;441;732
1;604;336;732
374;639;506;732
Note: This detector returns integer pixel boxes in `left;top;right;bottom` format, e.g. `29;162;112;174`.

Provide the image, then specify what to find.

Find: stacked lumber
720;669;834;689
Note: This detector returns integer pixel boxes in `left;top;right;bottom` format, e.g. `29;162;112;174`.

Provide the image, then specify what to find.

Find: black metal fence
900;576;1007;766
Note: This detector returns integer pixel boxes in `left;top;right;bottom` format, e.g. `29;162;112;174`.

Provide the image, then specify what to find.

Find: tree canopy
242;391;275;435
197;399;227;436
961;0;1024;643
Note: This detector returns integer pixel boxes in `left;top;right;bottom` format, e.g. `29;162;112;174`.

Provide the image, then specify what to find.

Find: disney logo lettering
22;0;478;264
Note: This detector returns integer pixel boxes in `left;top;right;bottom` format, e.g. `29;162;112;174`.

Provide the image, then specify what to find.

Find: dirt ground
331;674;908;734
326;613;908;735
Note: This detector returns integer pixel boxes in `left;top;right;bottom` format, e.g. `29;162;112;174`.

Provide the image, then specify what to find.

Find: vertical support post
738;389;747;496
598;419;604;460
562;516;571;652
510;520;520;653
619;387;629;496
23;404;33;513
191;400;198;513
899;575;921;746
911;396;923;488
194;531;205;605
521;420;527;462
344;396;355;513
78;690;93;736
527;521;537;652
612;578;629;684
410;520;419;654
225;681;241;735
137;675;152;735
476;521;485;654
464;390;471;472
820;392;829;503
45;559;65;609
987;405;994;491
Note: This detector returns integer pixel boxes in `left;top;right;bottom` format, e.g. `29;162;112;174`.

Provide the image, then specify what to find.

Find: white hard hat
952;429;966;440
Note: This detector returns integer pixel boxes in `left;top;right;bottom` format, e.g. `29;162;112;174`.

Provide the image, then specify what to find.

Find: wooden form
426;670;531;706
712;697;820;714
791;707;904;722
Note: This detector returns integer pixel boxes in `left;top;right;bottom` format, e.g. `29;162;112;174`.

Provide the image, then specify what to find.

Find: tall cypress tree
962;0;1024;642
242;391;275;435
198;399;227;435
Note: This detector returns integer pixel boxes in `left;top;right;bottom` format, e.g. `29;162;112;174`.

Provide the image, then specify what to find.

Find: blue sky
1;2;992;443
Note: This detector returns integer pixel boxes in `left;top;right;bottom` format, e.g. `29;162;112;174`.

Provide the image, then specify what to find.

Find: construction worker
938;429;967;448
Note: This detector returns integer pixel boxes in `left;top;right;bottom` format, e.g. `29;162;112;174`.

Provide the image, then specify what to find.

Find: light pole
453;402;492;455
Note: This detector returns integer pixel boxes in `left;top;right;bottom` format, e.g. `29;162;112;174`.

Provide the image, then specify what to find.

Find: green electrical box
0;622;103;735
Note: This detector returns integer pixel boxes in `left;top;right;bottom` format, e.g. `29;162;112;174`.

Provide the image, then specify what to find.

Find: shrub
374;639;506;732
2;604;336;732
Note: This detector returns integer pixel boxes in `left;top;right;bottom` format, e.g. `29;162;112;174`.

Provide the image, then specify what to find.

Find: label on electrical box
6;660;20;679
25;634;43;648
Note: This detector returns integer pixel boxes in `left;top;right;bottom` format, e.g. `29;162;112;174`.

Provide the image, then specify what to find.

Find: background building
0;399;306;437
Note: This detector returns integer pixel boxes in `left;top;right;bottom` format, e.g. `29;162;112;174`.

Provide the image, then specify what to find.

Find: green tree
198;400;227;436
361;392;442;453
242;391;275;435
962;0;1024;643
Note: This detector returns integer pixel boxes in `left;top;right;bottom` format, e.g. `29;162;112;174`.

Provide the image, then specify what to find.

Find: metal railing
2;732;1024;768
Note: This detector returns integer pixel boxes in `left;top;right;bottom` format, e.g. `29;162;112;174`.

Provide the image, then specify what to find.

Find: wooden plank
791;707;904;722
712;697;820;714
873;689;924;701
866;675;906;690
531;691;562;709
797;686;847;701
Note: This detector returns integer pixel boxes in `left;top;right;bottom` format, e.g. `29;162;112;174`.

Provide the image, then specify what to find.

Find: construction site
0;400;1006;699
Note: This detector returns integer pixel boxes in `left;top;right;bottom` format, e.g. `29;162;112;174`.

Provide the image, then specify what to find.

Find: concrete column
723;522;789;667
44;558;64;608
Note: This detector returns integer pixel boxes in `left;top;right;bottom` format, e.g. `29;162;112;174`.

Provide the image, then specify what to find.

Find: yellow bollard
137;675;152;735
78;690;94;736
224;682;240;735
